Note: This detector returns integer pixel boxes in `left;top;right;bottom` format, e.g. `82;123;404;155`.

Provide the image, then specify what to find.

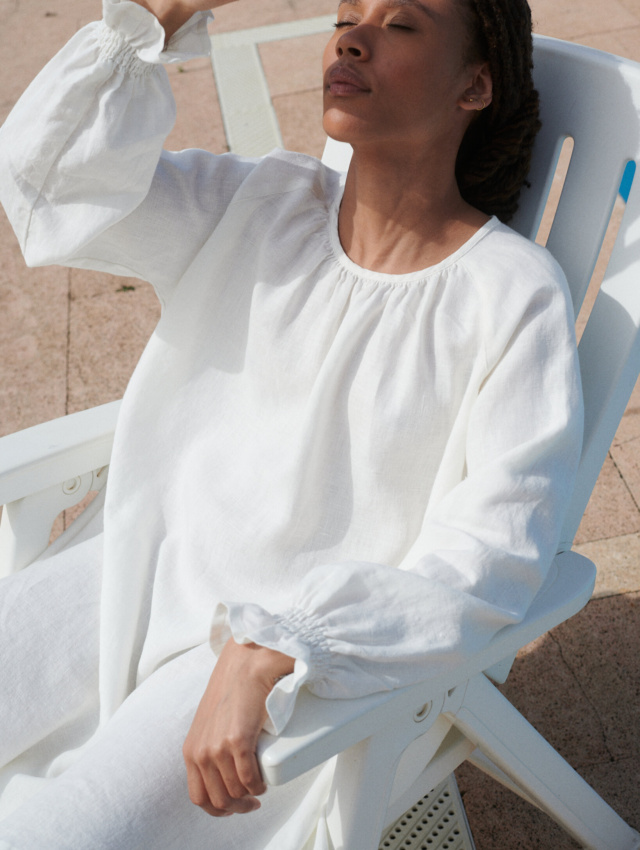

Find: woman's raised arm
133;0;237;42
0;0;253;303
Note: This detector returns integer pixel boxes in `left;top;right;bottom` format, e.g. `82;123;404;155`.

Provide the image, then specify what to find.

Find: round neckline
327;179;499;285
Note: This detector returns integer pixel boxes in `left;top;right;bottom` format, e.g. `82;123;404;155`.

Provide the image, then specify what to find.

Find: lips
326;64;371;95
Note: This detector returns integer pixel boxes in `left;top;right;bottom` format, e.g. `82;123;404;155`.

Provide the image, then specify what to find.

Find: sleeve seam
98;21;157;77
275;608;332;679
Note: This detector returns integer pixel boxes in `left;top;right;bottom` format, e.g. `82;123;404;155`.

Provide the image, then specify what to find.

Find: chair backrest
322;35;640;550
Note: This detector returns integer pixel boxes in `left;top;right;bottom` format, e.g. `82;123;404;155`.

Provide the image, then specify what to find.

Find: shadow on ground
456;591;640;849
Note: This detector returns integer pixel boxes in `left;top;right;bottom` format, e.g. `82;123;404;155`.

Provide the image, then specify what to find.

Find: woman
0;0;582;847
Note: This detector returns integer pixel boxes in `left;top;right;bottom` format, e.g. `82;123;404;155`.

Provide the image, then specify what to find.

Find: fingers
233;747;267;798
182;639;293;817
184;737;266;817
185;761;255;817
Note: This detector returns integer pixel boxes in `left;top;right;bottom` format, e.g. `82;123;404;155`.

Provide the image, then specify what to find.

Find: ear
459;61;493;113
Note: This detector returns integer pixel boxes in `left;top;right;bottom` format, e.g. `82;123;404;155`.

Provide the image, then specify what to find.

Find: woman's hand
183;638;294;817
132;0;239;43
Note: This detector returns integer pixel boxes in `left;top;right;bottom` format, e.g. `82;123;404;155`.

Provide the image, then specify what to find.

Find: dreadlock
456;0;541;223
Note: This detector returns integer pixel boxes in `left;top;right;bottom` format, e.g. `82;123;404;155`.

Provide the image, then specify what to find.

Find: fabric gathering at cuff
210;602;332;735
101;0;212;68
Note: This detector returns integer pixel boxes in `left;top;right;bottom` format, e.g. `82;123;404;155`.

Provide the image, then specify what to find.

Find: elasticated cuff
210;601;332;735
101;0;212;67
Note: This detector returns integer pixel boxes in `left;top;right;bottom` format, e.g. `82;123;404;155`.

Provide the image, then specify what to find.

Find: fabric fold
102;0;212;65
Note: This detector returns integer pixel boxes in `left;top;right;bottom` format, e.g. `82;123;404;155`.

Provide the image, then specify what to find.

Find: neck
337;143;489;274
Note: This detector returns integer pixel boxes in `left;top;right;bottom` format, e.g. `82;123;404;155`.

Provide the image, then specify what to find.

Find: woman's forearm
130;0;196;42
131;0;237;42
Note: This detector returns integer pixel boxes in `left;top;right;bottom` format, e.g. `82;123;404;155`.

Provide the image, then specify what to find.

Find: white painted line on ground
211;43;283;156
210;15;335;49
210;15;334;155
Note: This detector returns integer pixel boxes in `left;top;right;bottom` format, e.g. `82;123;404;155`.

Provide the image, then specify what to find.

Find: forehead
337;0;452;19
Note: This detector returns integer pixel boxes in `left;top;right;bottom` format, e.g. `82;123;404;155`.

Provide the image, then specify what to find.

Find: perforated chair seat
379;776;475;850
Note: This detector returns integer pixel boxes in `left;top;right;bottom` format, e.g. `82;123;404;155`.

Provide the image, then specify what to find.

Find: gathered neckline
326;178;499;286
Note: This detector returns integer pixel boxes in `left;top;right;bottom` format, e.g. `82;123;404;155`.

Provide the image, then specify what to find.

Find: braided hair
456;0;541;223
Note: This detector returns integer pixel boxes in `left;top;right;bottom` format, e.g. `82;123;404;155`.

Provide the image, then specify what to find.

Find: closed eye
387;15;416;30
333;19;415;30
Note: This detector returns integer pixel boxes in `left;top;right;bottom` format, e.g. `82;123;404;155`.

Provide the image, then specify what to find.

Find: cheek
384;61;431;106
401;61;461;106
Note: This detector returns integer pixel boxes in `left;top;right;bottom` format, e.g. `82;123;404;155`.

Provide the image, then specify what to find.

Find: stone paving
0;0;639;847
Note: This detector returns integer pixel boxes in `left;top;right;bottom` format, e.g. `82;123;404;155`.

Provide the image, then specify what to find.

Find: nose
335;27;371;61
337;41;362;58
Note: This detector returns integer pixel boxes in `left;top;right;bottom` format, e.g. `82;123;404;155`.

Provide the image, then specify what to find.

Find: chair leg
466;748;538;809
326;713;452;849
451;674;640;850
325;731;408;849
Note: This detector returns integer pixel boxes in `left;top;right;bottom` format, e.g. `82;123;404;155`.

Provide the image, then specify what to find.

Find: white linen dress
0;1;584;847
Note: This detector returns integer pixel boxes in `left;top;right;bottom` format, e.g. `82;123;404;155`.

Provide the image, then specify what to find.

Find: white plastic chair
1;34;640;850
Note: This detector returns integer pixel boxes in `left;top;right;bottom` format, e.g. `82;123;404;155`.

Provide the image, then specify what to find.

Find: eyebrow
337;0;441;19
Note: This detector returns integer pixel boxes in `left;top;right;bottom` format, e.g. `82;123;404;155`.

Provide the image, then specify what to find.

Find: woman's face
322;0;487;152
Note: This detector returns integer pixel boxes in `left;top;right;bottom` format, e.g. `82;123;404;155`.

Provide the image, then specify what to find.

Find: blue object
619;161;636;202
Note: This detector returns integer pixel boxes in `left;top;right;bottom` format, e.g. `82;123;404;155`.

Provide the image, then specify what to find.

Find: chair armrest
0;401;121;505
258;550;596;786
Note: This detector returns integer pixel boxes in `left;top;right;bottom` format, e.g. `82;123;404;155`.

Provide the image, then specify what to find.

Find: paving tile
617;0;640;27
0;219;69;436
165;58;228;154
574;454;640;545
622;372;640;416
259;31;330;98
272;89;327;158
456;593;640;847
211;0;336;34
501;631;614;767
0;0;102;122
615;401;640;446
581;757;640;832
551;592;640;761
66;270;160;414
576;532;640;598
530;0;638;42
456;760;580;850
573;27;640;63
459;754;639;847
611;410;640;508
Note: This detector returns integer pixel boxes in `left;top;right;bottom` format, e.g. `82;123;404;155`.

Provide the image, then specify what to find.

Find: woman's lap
0;533;103;772
0;537;330;849
0;642;328;849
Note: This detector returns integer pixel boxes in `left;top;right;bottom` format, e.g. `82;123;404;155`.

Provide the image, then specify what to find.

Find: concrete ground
0;0;638;847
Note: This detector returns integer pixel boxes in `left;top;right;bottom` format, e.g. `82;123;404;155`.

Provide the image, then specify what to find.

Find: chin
322;108;368;146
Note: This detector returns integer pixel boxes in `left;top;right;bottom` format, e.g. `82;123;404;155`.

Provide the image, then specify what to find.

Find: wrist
236;641;295;685
130;0;194;42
